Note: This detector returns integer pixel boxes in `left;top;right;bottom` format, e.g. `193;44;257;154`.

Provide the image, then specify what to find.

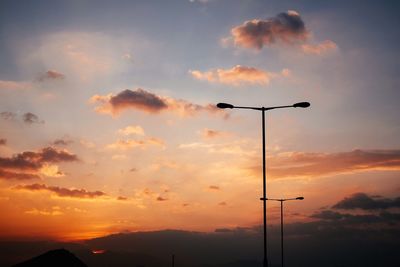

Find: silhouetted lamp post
266;197;304;267
216;101;310;267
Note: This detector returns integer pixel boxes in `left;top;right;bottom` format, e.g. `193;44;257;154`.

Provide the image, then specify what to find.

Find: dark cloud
0;138;6;145
156;196;168;201
38;70;65;81
110;89;168;113
209;185;220;190
15;183;106;199
0;169;40;180
90;88;228;118
310;209;400;226
117;196;128;201
0;147;78;171
231;10;308;50
0;147;78;180
22;112;44;124
0;111;17;121
53;139;73;146
39;147;78;162
332;192;400;210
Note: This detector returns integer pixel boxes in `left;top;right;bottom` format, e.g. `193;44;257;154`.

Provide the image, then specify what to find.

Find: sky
0;0;399;247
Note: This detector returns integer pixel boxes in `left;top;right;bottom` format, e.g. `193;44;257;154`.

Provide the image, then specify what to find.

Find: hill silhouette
12;248;88;267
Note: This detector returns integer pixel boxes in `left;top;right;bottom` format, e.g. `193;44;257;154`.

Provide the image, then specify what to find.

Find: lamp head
217;103;234;109
296;197;304;200
293;102;310;108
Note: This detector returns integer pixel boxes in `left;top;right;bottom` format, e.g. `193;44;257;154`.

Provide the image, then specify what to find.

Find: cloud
0;169;41;180
39;164;65;177
190;65;288;86
301;40;338;55
53;138;74;146
156;196;168;201
25;207;63;216
209;185;220;190
117;125;145;136
0;80;31;90
38;70;65;81
0;138;6;146
200;128;229;139
0;147;78;180
332;193;400;210
107;137;165;150
15;183;106;199
0;111;17;121
179;141;254;156
90;88;226;117
230;10;309;50
310;209;400;225
249;149;400;179
22;112;44;124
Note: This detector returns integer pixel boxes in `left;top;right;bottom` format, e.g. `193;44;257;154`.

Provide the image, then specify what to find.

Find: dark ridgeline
12;248;88;267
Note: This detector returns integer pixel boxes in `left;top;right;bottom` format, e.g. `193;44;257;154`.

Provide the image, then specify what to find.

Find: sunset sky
0;0;399;241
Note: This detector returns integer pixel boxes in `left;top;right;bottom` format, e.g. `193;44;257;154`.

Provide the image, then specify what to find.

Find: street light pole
262;109;267;267
216;102;310;267
266;197;304;267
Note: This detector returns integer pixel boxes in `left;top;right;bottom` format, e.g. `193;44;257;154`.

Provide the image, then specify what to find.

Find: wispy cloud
0;80;32;90
0;112;17;121
90;88;226;117
200;128;230;139
53;138;74;146
248;149;400;179
179;141;255;156
107;137;165;150
37;70;65;82
117;125;145;136
190;65;289;86
301;40;338;55
15;183;106;199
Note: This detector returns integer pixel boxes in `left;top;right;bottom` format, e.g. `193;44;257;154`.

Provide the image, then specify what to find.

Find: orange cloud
248;149;400;179
25;207;63;216
230;10;309;50
107;137;165;150
117;125;145;136
190;65;288;86
15;183;107;199
90;88;226;117
179;141;255;156
301;40;338;55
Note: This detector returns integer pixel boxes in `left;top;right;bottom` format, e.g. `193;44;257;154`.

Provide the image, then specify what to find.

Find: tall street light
216;101;310;267
266;197;304;267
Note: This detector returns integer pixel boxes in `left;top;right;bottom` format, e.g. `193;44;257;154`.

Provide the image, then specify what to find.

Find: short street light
217;102;310;267
265;197;304;267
